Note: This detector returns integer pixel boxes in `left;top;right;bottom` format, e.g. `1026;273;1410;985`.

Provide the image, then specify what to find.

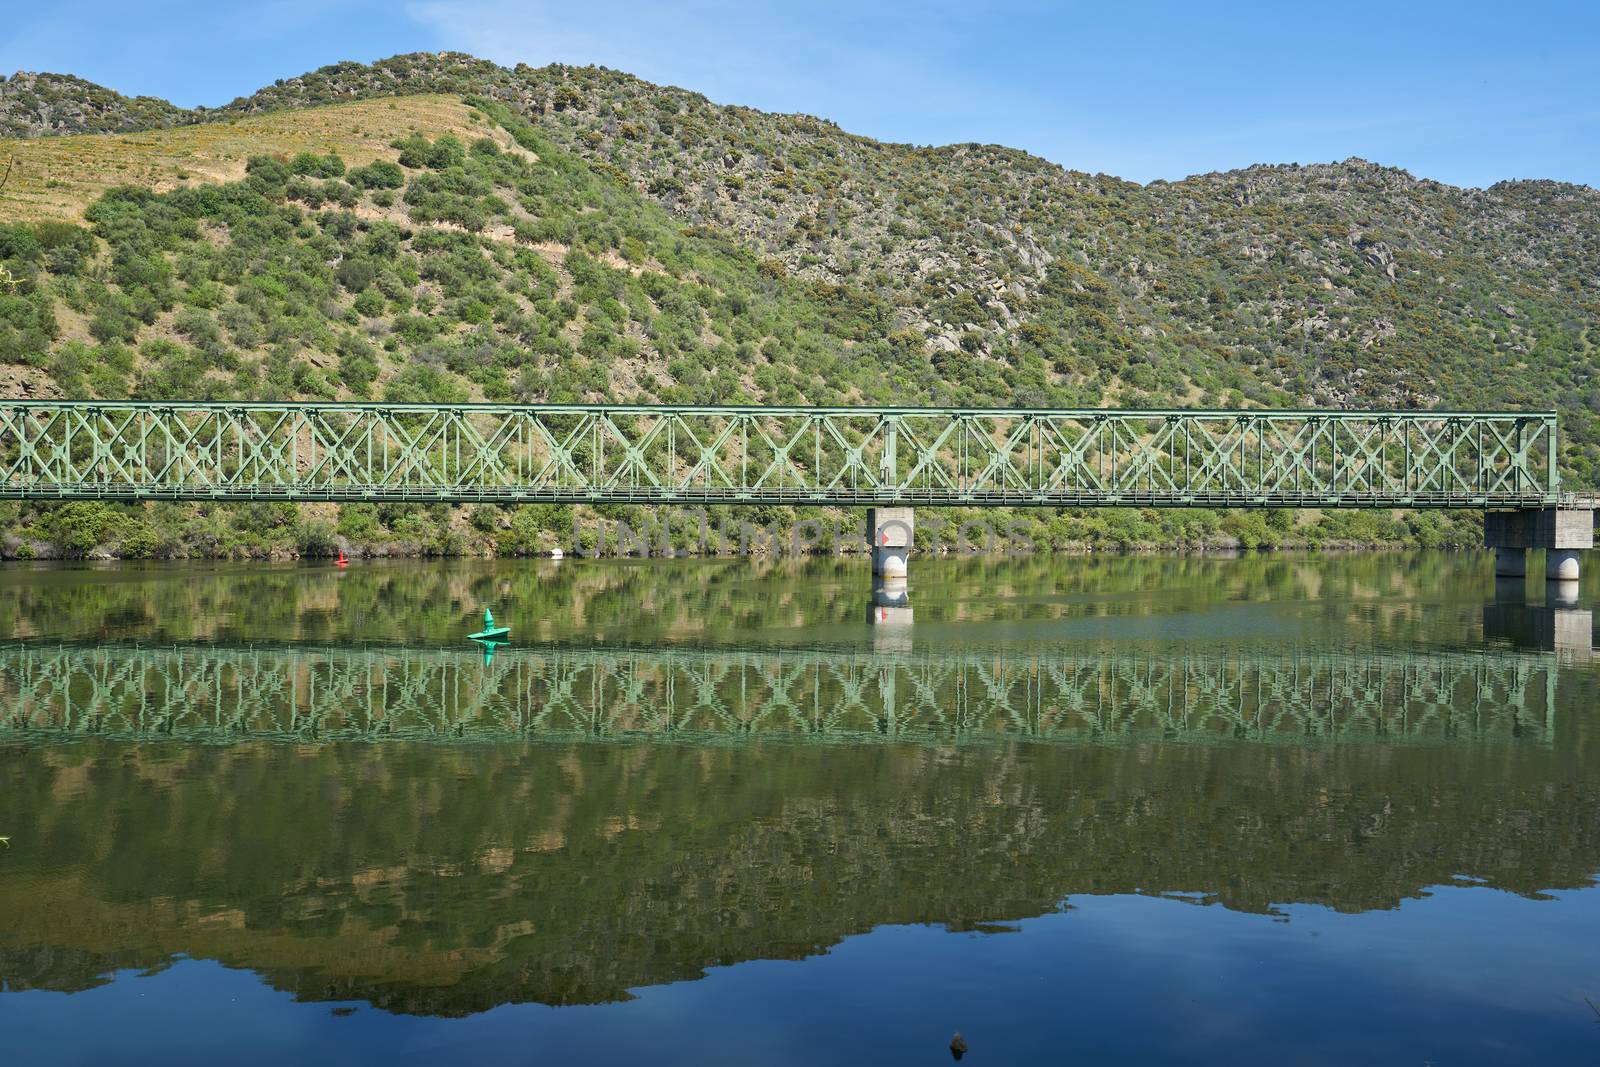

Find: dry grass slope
0;95;499;223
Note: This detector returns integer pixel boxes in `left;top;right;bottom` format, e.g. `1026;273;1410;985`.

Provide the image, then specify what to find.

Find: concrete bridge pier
867;507;914;578
1548;549;1582;582
1485;509;1593;582
1494;548;1527;578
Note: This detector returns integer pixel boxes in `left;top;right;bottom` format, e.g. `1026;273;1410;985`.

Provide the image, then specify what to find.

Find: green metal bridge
0;402;1563;507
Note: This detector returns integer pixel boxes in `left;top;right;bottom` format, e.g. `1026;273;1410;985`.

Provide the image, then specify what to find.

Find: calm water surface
1;553;1598;1064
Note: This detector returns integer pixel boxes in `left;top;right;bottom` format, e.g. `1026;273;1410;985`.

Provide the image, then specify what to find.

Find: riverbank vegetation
0;498;1484;560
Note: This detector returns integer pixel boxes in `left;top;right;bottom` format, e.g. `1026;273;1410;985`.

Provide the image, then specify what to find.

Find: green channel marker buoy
469;607;510;642
470;607;510;665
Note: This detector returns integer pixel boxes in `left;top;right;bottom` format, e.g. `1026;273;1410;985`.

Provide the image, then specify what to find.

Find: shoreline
0;539;1478;563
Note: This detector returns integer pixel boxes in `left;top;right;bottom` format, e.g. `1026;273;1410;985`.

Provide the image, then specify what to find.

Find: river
1;553;1597;1064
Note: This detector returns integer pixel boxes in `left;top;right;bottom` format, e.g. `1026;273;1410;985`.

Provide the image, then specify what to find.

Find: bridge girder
0;403;1561;507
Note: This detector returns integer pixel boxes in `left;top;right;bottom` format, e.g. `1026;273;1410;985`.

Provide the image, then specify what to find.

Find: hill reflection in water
1;553;1597;1022
4;681;1599;1014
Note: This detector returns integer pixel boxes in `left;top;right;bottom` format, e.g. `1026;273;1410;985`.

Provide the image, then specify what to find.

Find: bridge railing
0;403;1561;507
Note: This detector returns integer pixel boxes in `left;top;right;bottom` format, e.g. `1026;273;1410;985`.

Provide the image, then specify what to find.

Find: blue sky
3;0;1597;188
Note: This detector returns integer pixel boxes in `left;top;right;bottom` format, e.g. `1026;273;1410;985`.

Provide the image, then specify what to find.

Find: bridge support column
1494;548;1526;578
867;507;913;578
1485;509;1592;583
1547;549;1582;582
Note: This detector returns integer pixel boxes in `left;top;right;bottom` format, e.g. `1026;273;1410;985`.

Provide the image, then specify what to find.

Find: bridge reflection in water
0;640;1563;745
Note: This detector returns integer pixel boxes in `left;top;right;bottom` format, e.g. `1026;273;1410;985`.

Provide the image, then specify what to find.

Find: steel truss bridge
0;641;1558;745
0;402;1562;507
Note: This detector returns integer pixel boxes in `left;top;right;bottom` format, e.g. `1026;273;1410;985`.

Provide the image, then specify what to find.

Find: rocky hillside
0;52;1595;557
9;54;1597;422
183;57;1600;425
0;71;190;137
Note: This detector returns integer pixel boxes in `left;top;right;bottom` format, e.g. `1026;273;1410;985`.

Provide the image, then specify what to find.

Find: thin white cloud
402;0;1044;137
8;1;1592;188
399;0;1600;188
